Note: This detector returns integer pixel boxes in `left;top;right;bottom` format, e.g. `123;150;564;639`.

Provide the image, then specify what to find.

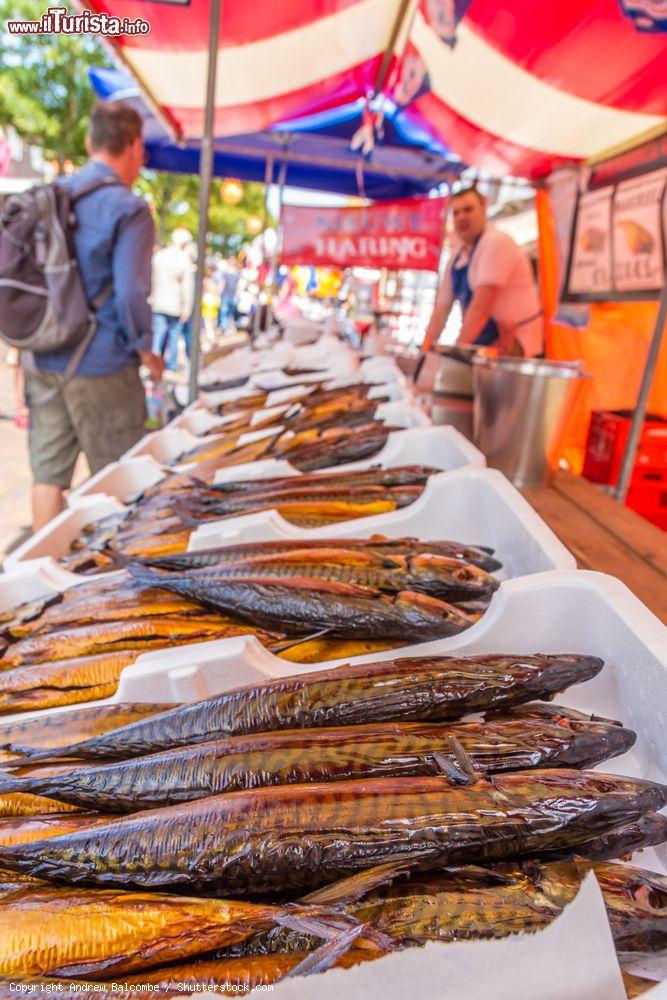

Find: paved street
0;350;88;559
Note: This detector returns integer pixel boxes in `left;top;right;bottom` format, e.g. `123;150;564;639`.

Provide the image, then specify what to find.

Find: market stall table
521;469;667;623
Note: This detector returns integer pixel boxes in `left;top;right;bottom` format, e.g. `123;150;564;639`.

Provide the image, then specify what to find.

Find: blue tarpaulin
89;66;464;200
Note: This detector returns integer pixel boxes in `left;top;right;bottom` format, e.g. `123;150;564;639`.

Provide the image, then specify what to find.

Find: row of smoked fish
0;652;665;996
0;385;503;714
0;534;500;713
0;372;663;996
59;378;429;574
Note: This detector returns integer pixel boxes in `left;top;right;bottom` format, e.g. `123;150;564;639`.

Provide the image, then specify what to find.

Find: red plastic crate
583;410;667;531
627;473;667;532
583;410;667;485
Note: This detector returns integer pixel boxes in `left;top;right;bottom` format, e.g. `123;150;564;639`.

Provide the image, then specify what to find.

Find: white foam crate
360;355;408;387
122;427;200;464
1;571;664;830
376;399;430;428
168;407;249;437
195;378;411;415
211;426;484;487
4;463;564;593
282;317;322;346
7;427;487;570
3;495;126;572
68;455;166;505
0;567;663;998
119;400;430;470
60;414;444;507
175;394;426;437
191;467;573;578
200;339;360;389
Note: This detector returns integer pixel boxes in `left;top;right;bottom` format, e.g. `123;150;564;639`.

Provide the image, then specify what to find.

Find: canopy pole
188;0;222;404
614;276;667;502
251;154;276;341
272;163;287;277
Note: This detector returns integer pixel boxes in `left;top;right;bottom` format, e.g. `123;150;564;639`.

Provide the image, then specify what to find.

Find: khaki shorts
26;366;147;489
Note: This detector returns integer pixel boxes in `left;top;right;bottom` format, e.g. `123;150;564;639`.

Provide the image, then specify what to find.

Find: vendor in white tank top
423;187;544;357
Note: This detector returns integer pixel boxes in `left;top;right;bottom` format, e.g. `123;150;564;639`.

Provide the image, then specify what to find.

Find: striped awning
83;0;667;179
83;0;409;140
400;0;667;177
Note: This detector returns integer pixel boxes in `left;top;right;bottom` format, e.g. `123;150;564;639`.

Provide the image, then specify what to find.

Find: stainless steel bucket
434;351;474;397
473;357;590;488
433;346;493;397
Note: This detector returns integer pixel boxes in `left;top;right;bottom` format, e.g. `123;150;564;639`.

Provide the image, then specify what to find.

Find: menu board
565;166;667;302
568;187;613;296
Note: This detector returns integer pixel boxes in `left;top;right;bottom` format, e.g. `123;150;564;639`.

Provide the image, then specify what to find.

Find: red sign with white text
281;196;447;271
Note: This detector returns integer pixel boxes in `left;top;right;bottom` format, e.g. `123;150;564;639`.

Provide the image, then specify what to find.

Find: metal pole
250;155;275;341
270;163;287;284
188;0;222;404
614;277;667;502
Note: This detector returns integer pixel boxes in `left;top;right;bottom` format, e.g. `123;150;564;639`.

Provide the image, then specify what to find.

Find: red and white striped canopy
402;0;667;177
85;0;406;139
85;0;667;179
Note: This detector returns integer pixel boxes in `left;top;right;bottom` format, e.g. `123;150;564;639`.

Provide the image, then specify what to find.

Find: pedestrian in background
215;258;241;333
151;227;194;371
23;102;162;532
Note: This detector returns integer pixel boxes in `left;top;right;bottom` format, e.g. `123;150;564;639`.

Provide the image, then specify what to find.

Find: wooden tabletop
521;470;667;623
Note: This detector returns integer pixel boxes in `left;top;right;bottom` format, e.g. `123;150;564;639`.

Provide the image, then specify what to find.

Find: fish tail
0;744;60;765
111;554;179;589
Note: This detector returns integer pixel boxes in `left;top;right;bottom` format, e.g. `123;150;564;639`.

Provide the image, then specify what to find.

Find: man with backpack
0;102;163;531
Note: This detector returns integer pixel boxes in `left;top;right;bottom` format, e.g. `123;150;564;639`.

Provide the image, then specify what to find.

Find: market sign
280;197;447;272
564;166;667;302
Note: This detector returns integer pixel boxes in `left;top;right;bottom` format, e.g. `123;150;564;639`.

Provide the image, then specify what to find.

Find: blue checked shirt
36;160;154;377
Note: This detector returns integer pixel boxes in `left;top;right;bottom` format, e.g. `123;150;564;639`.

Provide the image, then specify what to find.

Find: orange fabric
536;188;560;330
537;190;667;473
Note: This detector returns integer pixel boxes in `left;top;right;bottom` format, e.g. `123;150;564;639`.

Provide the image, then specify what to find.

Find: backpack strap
68;174;124;203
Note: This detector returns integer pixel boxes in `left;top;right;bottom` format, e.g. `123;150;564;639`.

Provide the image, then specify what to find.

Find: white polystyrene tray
3;495;127;572
1;571;665;842
196;378;411;414
168;407;248;437
211;426;485;486
200;343;360;390
6;426;488;574
122;427;200;464
174;397;428;438
376;399;430;428
4;440;496;576
282;317;322;346
191;467;573;578
199;334;358;382
1;567;664;996
360;355;408;387
64;396;428;506
119;399;430;469
67;455;166;505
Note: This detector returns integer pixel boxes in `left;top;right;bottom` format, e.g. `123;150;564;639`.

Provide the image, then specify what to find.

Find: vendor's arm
113;202;155;356
457;284;501;345
422;269;454;351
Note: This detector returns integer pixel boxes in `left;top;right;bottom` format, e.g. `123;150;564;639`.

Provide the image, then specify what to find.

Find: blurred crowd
150;228;252;372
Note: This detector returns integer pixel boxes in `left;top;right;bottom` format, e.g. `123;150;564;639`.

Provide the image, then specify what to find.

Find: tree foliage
0;0;272;255
0;0;112;168
137;171;272;255
0;3;272;250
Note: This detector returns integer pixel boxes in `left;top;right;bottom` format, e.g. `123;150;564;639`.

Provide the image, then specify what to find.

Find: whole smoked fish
5;654;603;763
0;770;663;894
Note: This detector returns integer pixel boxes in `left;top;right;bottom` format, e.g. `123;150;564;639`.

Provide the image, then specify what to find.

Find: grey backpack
0;175;121;397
